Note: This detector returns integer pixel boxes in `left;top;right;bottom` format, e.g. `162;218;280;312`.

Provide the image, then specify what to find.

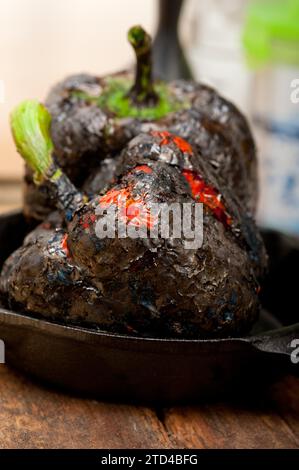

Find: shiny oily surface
0;211;298;403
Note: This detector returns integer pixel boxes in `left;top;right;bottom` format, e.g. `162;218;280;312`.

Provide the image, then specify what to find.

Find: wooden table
0;365;298;449
0;193;298;449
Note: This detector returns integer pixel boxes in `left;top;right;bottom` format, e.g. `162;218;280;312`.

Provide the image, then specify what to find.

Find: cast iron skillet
0;211;298;404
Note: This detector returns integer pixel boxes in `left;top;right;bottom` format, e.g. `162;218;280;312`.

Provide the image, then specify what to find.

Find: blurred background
0;0;298;234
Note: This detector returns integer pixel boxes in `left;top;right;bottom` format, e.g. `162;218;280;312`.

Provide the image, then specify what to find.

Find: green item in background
243;0;299;67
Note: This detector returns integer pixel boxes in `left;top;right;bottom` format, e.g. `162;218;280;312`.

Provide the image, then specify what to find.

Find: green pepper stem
11;100;84;221
127;25;159;107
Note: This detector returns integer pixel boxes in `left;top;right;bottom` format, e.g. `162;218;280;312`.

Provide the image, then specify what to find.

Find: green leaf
10;100;54;179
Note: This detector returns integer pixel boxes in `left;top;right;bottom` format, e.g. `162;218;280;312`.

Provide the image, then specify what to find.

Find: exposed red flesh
99;186;155;229
80;213;97;230
182;169;232;228
132;165;153;174
151;131;193;154
61;233;70;257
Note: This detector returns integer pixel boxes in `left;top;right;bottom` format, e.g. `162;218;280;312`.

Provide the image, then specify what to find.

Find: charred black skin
2;133;267;339
23;73;257;221
0;225;118;328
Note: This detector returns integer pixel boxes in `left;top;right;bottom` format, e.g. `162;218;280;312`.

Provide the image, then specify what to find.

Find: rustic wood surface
0;193;298;449
0;365;298;449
